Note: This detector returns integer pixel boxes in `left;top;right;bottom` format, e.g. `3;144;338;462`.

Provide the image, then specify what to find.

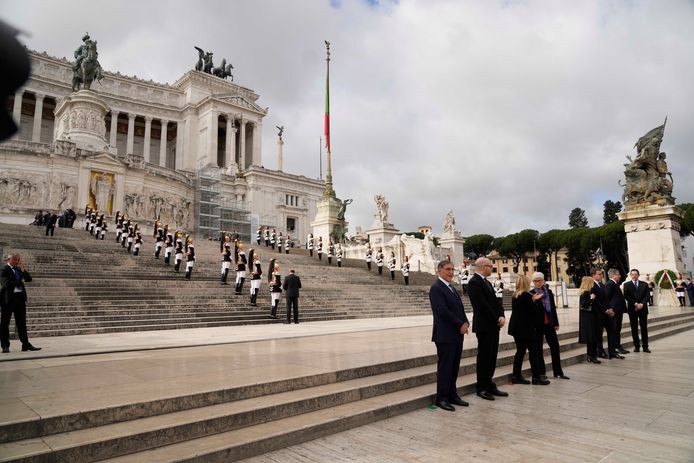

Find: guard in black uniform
164;231;174;265
133;231;142;256
256;227;262;245
154;225;164;258
317;237;323;261
285;235;290;254
268;259;282;319
184;243;195;280
327;240;334;265
220;241;232;285
277;232;283;254
376;248;384;275
250;250;262;306
235;243;247;295
173;236;184;272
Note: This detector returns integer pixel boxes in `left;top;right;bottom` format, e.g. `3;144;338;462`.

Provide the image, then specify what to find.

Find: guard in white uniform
307;234;314;257
184;243;195;280
249;250;262;306
365;244;373;271
268;259;282;319
336;244;343;267
220;241;232;285
376;248;384;275
388;252;396;280
317;237;323;261
401;256;410;286
235;244;247;295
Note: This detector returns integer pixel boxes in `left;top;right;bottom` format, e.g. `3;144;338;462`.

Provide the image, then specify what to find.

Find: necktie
13;267;21;280
635;281;639;289
447;284;455;294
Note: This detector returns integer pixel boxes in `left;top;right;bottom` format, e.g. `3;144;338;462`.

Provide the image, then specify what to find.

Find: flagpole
323;40;335;198
319;137;323;180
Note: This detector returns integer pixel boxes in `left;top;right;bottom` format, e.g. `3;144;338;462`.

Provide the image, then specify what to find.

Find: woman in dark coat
508;275;549;385
578;276;601;364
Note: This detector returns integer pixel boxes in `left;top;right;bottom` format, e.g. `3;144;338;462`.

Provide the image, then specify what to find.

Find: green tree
596;221;628;275
464;234;495;258
603;200;623;225
569;207;588;228
678;203;694;237
496;229;539;272
563;227;598;286
538;229;566;281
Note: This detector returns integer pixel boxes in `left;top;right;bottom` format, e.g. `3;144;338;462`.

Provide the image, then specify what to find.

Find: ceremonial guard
268;259;282;319
388;251;396;280
494;279;504;309
264;227;270;247
376;248;384;275
270;229;277;250
317;237;323;261
307;233;314;257
249;250;262;306
89;211;97;235
256;227;262;245
154;224;164;258
402;256;411;285
327;240;334;265
277;232;283;253
459;264;469;294
99;221;107;240
121;217;130;247
126;224;135;252
94;213;103;238
133;231;142;256
336;244;343;267
173;235;184;272
164;231;174;265
84;207;92;231
220;240;232;285
235;243;247;295
365;244;373;271
115;214;123;243
285;235;290;254
184;242;195;280
114;210;121;226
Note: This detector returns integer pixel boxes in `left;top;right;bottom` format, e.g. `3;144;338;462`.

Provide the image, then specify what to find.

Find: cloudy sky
4;0;693;237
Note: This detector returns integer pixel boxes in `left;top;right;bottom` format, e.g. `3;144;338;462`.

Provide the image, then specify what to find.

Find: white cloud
4;0;693;237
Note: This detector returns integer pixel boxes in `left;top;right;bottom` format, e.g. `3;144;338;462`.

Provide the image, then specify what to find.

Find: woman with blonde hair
508;275;549;385
578;275;601;364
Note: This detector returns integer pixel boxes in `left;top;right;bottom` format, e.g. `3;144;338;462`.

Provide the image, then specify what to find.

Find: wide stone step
1;316;691;463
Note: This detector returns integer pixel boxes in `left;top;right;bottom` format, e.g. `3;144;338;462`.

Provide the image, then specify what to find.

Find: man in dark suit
282;269;302;324
1;254;41;353
430;260;470;411
623;268;650;353
590;267;613;359
604;268;626;359
468;257;507;401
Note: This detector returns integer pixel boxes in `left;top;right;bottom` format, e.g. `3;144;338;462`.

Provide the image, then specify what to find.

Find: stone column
174;121;183;170
159;119;169;168
143;116;153;163
252;121;262;167
225;115;236;167
32;93;45;142
277;139;284;171
12;90;23;129
209;111;218;167
126;113;136;154
238;118;246;171
109;111;119;148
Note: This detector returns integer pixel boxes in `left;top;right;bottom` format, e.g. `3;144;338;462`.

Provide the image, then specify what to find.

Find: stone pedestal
367;223;400;246
439;231;465;265
617;204;685;276
311;195;343;245
54;90;109;151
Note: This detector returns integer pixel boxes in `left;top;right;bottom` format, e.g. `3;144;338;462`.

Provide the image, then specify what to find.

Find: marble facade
1;50;324;241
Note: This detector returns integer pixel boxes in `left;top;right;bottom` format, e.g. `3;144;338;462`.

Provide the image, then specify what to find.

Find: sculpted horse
72;40;102;91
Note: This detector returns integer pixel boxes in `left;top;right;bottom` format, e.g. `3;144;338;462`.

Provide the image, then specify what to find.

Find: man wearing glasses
468;257;507;401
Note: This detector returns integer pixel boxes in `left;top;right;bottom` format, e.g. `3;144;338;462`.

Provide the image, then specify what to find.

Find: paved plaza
242;330;694;463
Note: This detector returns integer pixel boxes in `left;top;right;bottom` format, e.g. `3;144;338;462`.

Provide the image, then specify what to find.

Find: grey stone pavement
242;329;694;463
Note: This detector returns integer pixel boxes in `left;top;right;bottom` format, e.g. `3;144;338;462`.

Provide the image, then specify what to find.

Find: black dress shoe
599;353;609;359
450;396;469;407
618;348;630;354
554;374;570;380
21;345;41;352
476;391;495;401
489;388;508;397
609;353;625;359
586;356;601;364
634;346;640;352
532;378;550;385
511;376;530;385
643;348;651;353
1;348;9;353
435;401;455;411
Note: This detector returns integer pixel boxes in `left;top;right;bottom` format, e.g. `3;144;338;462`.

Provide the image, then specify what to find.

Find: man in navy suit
468;257;507;401
605;268;627;358
623;268;650;353
430;259;470;411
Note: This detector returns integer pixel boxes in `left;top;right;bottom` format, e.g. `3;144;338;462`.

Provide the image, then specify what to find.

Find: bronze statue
212;58;233;80
194;47;233;80
72;33;103;91
620;118;674;206
337;198;353;221
276;125;284;141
